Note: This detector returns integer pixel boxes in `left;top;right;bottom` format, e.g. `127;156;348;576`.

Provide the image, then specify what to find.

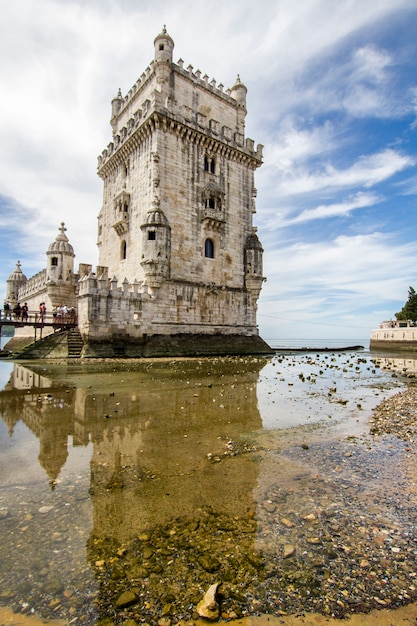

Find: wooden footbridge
0;309;78;347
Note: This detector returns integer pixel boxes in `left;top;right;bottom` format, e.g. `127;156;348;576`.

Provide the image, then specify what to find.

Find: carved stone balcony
201;208;225;231
113;191;130;236
113;213;129;235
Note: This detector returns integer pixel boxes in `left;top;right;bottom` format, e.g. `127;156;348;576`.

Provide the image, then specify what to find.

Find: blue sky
0;0;416;344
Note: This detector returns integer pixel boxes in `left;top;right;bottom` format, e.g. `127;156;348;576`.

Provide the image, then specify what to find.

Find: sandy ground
1;604;417;626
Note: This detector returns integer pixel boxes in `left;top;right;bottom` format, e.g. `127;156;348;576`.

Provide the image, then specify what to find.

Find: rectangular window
148;231;156;240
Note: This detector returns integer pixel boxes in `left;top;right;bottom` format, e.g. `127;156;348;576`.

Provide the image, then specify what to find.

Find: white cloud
264;149;415;199
258;231;417;341
268;191;381;229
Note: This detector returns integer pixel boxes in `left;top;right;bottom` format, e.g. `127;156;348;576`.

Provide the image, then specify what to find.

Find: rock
39;505;54;515
43;576;64;595
263;501;276;513
0;508;9;519
196;582;220;620
197;554;221;572
283;544;296;559
115;590;138;609
280;517;294;528
143;546;154;559
306;537;321;544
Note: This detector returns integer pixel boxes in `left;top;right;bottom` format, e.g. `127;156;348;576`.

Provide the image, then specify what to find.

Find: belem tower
4;28;272;357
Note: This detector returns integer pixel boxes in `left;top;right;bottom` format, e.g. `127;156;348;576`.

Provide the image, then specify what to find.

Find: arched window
204;155;209;172
204;238;214;259
121;240;127;260
210;157;216;174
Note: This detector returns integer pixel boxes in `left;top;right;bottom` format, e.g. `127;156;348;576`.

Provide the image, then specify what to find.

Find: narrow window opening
121;241;127;260
148;231;156;240
204;238;214;259
204;155;209;171
208;197;215;209
159;44;164;51
51;257;58;267
210;158;215;174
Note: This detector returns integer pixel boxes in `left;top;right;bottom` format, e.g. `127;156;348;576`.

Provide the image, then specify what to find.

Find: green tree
395;286;417;322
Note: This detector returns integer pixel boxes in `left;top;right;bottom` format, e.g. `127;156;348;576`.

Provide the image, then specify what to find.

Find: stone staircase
67;328;84;358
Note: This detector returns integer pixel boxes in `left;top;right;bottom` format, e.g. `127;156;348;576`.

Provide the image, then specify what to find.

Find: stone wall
370;327;417;352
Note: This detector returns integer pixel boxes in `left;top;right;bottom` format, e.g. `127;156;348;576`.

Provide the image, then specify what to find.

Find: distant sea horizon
265;337;370;351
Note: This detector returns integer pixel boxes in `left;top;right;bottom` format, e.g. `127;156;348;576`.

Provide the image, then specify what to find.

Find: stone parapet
17;269;47;300
77;269;262;343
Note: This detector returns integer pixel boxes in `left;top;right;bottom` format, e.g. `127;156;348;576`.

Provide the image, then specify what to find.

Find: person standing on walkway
21;303;29;322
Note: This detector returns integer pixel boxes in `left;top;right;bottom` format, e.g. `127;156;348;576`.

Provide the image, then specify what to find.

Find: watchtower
81;28;271;355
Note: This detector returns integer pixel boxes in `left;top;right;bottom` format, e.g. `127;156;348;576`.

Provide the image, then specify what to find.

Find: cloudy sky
0;0;416;345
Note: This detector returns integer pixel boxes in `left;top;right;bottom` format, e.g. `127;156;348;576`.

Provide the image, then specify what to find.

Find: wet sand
2;603;417;625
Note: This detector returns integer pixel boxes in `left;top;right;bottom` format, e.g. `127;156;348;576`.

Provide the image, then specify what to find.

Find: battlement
78;269;151;300
99;30;263;173
17;269;47;300
118;57;240;117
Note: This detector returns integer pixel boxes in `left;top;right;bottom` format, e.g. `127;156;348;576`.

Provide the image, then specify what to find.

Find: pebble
38;506;53;514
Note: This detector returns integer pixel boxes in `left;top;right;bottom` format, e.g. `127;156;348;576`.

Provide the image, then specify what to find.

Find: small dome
232;74;247;91
47;222;75;256
7;260;27;283
142;208;170;227
154;25;174;48
245;230;263;251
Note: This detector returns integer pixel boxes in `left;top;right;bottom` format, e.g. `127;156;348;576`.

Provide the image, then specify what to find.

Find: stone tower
79;27;271;356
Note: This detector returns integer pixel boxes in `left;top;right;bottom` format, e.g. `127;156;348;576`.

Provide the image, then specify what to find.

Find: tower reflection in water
0;358;268;622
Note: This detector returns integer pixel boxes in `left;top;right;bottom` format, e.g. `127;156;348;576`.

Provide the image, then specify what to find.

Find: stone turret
6;260;27;306
140;206;171;291
47;222;75;283
154;25;174;88
230;75;247;134
110;89;124;137
244;227;264;301
154;25;174;64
